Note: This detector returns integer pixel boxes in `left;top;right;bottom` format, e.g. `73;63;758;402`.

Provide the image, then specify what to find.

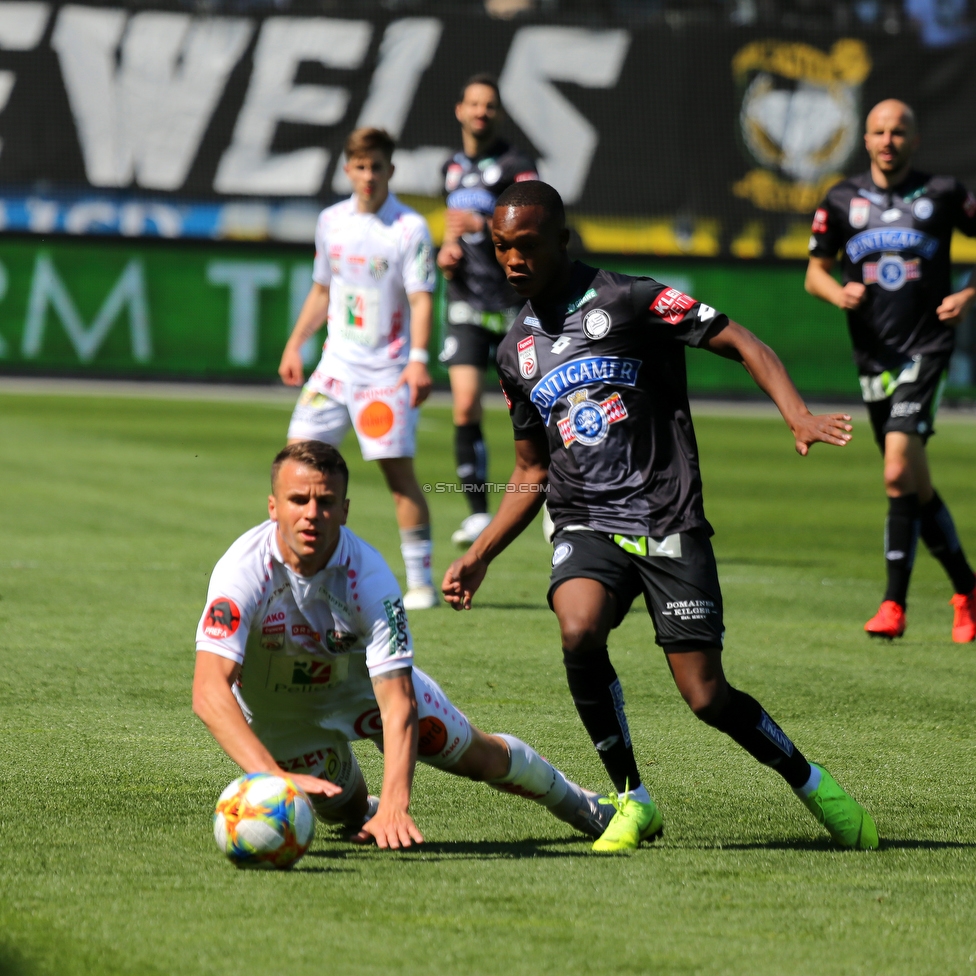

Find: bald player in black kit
806;98;976;643
442;180;879;853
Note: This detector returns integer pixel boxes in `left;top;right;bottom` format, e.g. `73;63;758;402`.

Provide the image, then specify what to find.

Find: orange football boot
949;587;976;643
864;600;906;639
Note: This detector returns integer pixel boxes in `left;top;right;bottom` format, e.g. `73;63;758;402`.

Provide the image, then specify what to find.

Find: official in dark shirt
806;99;976;643
437;74;538;548
443;180;879;853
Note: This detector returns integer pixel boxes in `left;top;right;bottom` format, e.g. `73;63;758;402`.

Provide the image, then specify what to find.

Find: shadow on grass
305;836;591;861
473;602;549;611
0;946;32;976
678;838;976;852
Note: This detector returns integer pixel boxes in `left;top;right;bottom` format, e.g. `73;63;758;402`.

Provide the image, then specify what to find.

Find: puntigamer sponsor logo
845;228;939;262
530;356;641;424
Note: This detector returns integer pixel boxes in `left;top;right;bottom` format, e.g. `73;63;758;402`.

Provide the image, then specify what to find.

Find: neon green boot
799;764;879;850
591;789;663;853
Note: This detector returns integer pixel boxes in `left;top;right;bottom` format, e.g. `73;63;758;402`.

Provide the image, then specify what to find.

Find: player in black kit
442;181;879;852
806;99;976;642
437;74;538;547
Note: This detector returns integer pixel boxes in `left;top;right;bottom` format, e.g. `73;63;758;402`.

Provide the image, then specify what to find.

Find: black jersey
809;170;976;375
442;140;538;314
496;263;729;538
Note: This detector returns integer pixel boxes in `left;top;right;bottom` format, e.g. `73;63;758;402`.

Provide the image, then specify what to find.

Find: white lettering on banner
51;7;253;190
215;18;372;195
206;261;283;366
499;27;630;204
21;255;151;363
333;18;451;196
0;1;50;153
289;263;320;366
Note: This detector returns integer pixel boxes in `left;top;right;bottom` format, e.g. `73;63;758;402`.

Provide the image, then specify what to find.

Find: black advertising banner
0;3;974;260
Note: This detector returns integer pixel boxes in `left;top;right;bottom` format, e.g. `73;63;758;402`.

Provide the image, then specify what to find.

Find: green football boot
591;789;663;853
798;764;879;850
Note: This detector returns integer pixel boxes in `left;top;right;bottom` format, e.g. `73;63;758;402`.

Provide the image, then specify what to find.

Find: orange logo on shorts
418;716;448;756
358;400;395;438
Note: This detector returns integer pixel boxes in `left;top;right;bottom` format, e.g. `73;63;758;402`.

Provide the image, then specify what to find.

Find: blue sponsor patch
446;187;496;214
524;316;541;327
845;228;939;262
757;710;794;757
530;355;642;423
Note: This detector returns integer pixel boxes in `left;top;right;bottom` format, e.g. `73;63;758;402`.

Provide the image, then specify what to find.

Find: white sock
488;734;567;807
795;763;822;798
399;526;432;590
620;784;651;803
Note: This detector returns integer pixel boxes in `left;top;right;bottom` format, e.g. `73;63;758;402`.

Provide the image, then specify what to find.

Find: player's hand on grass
936;288;976;325
442;553;489;610
837;282;867;310
398;361;432;407
278;345;305;387
351;805;424;849
284;772;343;798
790;412;853;455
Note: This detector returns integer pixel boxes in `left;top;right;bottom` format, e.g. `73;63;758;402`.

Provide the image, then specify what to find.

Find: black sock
920;491;976;595
708;686;812;789
562;646;641;794
455;423;487;516
883;494;920;607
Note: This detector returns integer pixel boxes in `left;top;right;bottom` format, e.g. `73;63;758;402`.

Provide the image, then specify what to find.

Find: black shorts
860;352;949;451
438;307;518;370
547;528;725;650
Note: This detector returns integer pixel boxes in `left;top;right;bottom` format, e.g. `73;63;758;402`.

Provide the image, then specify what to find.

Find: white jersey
195;522;413;739
310;193;435;385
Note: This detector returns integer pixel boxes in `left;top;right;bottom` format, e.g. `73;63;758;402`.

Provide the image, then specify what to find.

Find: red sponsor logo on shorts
514;171;539;183
812;208;828;234
354;708;383;736
418;716;448;756
650;288;697;325
203;598;240;639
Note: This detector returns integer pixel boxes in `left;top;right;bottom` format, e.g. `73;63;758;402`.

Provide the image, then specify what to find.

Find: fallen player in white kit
192;441;611;848
279;127;438;610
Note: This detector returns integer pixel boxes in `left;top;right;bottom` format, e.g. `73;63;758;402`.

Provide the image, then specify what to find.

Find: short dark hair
271;441;349;494
494;180;565;229
344;127;395;163
458;73;502;107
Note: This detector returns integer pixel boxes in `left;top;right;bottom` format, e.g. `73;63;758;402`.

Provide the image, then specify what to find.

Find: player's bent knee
445;729;508;782
559;619;609;655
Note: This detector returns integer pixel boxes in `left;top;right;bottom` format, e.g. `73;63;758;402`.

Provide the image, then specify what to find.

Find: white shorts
287;374;418;461
262;668;473;804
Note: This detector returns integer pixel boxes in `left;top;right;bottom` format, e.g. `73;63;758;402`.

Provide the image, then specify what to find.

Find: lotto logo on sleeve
812;208;828;233
650;288;697;324
203;598;241;639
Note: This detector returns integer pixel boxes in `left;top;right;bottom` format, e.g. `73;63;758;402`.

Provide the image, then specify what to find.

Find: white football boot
451;512;492;547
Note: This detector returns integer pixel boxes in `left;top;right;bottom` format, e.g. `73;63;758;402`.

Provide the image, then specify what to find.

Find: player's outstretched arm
704;321;853;456
442;433;550;610
192;650;342;799
805;257;866;311
278;282;330;386
936;283;976;325
352;669;424;849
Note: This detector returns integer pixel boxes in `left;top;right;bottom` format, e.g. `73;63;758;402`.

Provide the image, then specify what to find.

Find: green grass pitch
1;391;975;976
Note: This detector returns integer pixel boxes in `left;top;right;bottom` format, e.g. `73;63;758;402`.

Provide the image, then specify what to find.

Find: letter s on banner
499;27;630;205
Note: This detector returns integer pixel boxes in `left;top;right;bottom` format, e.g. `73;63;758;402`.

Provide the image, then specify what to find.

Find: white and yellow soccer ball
213;773;315;869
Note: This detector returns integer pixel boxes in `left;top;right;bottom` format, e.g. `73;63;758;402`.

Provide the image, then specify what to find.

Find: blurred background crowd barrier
0;0;973;395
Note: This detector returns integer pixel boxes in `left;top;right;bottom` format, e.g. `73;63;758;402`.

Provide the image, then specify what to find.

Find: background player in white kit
279;128;438;610
192;441;611;848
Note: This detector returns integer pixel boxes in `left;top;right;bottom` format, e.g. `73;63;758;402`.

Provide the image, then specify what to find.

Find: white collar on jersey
345;192;400;223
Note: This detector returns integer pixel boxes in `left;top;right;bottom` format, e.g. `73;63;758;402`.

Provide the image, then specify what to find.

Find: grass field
1;391;975;976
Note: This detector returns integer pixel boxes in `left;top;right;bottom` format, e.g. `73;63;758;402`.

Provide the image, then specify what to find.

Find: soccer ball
213;773;315;869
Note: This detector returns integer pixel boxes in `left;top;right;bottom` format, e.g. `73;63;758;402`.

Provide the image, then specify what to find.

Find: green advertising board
0;238;970;397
